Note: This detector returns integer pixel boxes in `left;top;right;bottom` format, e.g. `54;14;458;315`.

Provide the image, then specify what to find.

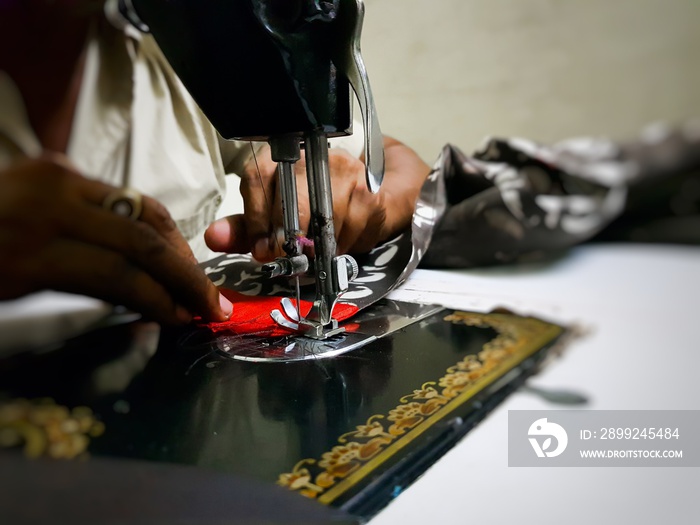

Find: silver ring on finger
102;188;143;220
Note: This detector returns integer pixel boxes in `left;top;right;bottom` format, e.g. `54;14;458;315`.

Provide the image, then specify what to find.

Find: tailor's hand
0;154;232;324
205;136;431;262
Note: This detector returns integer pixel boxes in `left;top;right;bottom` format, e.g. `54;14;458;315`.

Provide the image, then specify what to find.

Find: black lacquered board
0;303;564;520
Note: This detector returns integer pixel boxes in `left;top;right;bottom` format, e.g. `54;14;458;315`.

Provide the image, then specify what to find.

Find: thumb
204;214;252;254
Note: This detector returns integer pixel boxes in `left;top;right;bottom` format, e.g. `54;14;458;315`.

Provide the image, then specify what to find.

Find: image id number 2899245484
509;411;699;467
583;427;679;440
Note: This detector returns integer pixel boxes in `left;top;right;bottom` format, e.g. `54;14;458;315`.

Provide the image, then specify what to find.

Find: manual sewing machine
120;0;383;340
0;3;567;520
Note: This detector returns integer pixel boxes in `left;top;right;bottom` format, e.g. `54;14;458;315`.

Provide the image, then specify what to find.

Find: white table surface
370;243;700;525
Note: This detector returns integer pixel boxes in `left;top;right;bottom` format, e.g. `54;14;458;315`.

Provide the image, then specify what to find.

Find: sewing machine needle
294;276;301;322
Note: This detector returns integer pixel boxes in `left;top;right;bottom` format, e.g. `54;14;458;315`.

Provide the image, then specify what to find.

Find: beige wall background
360;0;700;161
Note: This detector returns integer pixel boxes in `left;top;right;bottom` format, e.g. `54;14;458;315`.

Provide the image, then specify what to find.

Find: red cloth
203;289;359;337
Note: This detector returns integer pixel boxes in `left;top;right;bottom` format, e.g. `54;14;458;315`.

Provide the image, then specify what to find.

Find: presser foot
297;319;346;340
270;297;346;340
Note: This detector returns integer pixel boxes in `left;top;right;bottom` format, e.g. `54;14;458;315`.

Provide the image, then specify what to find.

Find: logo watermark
528;418;568;458
509;410;700;467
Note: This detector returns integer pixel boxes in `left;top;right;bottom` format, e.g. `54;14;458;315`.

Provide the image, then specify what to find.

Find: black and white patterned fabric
422;122;700;267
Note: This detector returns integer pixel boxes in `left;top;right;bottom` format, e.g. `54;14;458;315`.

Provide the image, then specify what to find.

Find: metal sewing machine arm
119;0;384;339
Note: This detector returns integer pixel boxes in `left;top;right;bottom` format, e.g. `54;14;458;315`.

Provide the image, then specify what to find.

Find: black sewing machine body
128;0;354;140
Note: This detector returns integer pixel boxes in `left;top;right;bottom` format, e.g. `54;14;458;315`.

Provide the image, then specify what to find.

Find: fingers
370;137;432;236
337;187;385;254
60;199;232;323
38;238;193;325
138;196;197;263
0;232;191;325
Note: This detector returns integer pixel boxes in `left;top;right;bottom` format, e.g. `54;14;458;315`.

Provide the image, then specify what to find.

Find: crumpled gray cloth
422;122;700;268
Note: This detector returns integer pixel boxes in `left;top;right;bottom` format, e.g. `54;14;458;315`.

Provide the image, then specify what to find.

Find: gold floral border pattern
0;398;105;459
277;311;563;504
